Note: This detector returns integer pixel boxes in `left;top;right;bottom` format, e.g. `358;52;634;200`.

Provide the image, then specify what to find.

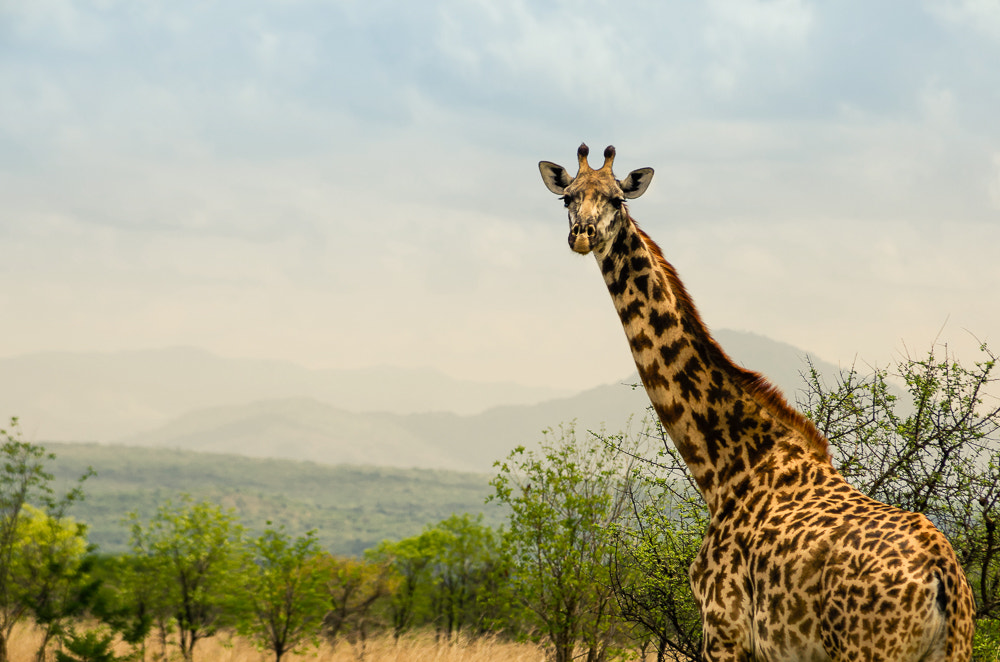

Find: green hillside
45;443;502;557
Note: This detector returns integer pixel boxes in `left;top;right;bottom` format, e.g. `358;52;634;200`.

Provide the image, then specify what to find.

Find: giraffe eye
561;195;573;208
610;197;624;210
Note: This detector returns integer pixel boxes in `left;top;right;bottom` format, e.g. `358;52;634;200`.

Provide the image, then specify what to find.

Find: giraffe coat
539;144;975;662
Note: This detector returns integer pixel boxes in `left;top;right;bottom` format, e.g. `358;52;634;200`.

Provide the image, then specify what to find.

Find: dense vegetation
2;341;999;661
42;445;500;557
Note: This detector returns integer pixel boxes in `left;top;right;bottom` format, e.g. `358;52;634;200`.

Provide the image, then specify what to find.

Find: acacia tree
365;514;504;643
369;533;435;639
238;526;329;662
0;420;47;662
318;554;394;645
607;420;705;662
0;419;91;662
798;342;1000;620
489;424;636;662
425;513;502;639
12;506;95;662
128;496;247;662
89;553;160;661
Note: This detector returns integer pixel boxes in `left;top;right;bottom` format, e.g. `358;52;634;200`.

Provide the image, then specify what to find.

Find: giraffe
538;144;975;662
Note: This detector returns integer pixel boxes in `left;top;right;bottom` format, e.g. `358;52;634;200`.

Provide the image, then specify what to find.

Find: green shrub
56;628;135;662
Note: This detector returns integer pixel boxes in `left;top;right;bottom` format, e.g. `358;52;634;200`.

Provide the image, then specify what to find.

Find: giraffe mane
633;221;832;462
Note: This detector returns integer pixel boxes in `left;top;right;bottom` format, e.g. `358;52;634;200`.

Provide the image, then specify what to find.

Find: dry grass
6;623;548;662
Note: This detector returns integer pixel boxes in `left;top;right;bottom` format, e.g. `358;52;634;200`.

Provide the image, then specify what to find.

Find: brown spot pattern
543;154;975;662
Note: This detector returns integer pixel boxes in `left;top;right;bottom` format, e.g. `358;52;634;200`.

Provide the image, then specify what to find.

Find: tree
607;420;705;662
798;341;1000;622
368;533;436;638
423;513;502;640
54;626;134;662
127;496;247;662
317;554;394;650
0;419;91;662
88;554;159;661
365;514;505;643
489;424;636;662
238;526;329;662
11;506;95;662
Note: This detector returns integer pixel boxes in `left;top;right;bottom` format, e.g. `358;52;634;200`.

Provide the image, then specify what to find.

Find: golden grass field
6;622;549;662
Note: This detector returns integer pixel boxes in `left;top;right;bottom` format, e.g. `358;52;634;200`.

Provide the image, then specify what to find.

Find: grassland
6;623;548;662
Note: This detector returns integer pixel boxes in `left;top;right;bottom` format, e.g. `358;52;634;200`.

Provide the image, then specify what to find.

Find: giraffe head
539;144;654;255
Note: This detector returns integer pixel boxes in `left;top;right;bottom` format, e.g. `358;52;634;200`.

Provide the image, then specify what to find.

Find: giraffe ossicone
539;144;975;662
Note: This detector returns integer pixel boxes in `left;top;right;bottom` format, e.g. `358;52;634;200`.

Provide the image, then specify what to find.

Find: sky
1;0;999;391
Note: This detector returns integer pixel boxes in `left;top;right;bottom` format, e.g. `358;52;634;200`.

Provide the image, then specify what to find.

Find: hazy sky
2;0;999;391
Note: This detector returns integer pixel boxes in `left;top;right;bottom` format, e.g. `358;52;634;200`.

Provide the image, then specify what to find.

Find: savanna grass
6;623;547;662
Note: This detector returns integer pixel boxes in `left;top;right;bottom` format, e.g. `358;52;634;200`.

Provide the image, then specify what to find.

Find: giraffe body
539;144;975;662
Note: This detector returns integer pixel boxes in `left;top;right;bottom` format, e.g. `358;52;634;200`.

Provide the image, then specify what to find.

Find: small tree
607;419;705;662
369;533;436;638
55;626;135;662
365;515;505;643
238;526;329;662
12;506;95;662
798;342;1000;620
424;513;501;640
89;554;159;661
127;496;247;662
318;554;394;646
0;419;91;662
489;424;636;662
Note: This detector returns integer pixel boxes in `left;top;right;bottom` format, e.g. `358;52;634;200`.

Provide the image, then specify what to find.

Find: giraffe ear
539;161;573;195
620;167;654;199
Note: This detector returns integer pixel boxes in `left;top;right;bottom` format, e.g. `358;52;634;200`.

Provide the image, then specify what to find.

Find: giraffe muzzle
569;223;596;254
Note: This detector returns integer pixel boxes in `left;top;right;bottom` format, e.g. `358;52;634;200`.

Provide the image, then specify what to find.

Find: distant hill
115;398;455;468
46;443;500;557
0;347;570;441
29;331;844;555
110;330;842;471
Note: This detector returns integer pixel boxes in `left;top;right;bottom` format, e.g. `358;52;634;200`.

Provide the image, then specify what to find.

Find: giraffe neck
597;213;831;515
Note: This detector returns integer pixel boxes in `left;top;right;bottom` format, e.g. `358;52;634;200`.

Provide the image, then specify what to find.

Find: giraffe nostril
586;225;595;237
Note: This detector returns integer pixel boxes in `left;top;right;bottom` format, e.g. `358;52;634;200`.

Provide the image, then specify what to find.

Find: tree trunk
156;619;170;661
553;633;574;662
178;629;195;662
35;620;58;662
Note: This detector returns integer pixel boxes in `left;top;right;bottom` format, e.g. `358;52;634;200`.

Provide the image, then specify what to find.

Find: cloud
991;153;1000;210
929;0;1000;39
701;0;814;97
1;0;999;390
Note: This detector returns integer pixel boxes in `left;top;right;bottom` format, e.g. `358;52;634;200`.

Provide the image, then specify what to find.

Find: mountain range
0;347;569;440
2;331;841;472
